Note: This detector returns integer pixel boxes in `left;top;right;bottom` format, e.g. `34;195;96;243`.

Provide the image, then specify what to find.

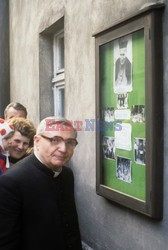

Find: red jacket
0;153;6;175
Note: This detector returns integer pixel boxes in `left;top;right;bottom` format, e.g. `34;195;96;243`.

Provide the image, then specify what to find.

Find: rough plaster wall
10;0;40;125
65;0;168;249
9;0;168;249
9;0;66;125
0;0;10;117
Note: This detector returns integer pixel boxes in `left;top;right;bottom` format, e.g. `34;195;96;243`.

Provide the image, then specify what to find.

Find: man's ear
34;135;41;150
34;135;40;144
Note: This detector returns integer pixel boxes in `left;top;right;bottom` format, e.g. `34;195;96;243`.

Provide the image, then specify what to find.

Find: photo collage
101;34;146;184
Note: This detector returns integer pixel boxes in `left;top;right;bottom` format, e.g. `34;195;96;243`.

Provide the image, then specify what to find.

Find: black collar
9;155;26;164
30;154;56;178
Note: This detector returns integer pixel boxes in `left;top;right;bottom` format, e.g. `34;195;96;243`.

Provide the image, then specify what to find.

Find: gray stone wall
9;0;168;249
0;0;10;117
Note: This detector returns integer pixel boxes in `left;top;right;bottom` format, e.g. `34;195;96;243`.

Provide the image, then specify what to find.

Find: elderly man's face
119;48;127;64
34;130;76;171
8;131;30;159
5;107;26;120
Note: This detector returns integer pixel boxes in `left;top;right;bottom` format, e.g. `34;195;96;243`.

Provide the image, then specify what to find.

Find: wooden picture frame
94;3;164;219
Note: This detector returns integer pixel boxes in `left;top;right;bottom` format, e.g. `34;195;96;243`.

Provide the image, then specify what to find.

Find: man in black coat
0;116;82;250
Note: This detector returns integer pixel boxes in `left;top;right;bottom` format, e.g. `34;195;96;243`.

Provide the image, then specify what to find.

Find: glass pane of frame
100;30;146;201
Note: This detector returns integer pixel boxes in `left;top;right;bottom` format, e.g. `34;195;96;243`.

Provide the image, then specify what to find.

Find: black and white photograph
116;156;132;183
102;107;115;122
131;105;145;123
102;136;115;160
117;93;128;109
134;138;146;165
114;34;132;94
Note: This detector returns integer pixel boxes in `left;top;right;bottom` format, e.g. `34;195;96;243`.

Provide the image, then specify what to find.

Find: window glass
58;36;64;70
52;30;65;117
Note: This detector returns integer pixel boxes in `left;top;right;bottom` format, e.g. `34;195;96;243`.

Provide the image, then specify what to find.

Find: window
52;30;65;116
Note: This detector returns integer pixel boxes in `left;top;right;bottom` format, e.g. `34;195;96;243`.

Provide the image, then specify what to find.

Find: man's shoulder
62;166;73;176
1;154;35;179
125;57;131;64
61;167;74;184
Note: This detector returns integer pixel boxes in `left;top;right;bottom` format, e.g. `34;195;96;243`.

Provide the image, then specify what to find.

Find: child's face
2;132;14;151
2;138;11;151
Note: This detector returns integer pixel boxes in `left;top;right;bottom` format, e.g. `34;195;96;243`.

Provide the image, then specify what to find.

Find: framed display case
94;4;164;219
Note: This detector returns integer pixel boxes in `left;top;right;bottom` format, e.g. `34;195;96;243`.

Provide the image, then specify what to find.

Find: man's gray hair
4;102;27;118
36;116;77;138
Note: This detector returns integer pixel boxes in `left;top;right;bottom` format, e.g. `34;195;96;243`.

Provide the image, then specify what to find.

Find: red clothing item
0;153;6;174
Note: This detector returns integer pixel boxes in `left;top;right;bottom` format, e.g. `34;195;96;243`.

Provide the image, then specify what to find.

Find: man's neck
34;151;62;173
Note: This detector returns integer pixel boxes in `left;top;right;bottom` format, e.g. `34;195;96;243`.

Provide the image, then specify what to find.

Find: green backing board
100;29;146;201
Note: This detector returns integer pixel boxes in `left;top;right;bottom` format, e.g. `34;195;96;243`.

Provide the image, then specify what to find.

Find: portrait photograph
102;136;115;160
117;93;128;109
102;107;115;122
114;34;132;94
116;156;132;183
134;138;146;165
131;105;145;123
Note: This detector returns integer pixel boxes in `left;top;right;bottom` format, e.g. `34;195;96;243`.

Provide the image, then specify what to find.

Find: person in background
0;118;14;174
4;102;27;120
0;116;82;250
7;117;36;166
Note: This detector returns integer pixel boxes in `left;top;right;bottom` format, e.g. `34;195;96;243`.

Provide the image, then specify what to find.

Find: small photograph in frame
102;136;115;160
117;93;128;109
131;105;145;123
114;34;132;94
116;156;132;183
102;107;115;122
134;138;146;165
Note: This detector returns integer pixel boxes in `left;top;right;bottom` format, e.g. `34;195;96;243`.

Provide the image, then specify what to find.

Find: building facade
0;0;168;249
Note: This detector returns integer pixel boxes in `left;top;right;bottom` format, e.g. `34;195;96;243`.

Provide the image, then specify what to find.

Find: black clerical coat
0;154;82;250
